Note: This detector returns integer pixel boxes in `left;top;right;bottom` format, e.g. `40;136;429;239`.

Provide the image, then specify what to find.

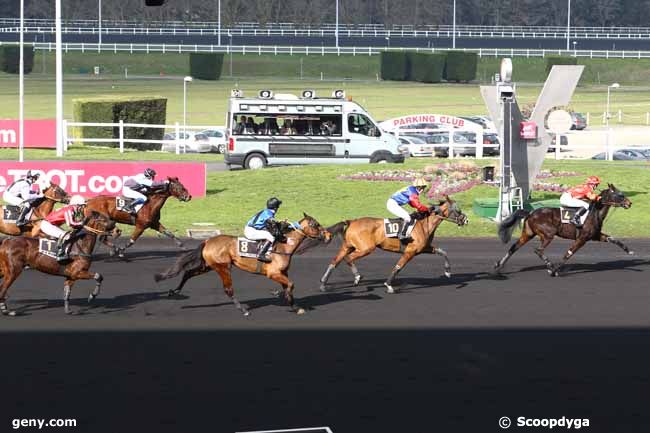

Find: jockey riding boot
55;236;69;262
571;207;587;227
256;240;273;263
398;220;413;241
15;205;30;227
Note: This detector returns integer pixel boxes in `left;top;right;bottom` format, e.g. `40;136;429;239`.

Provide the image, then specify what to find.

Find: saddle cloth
38;238;58;258
383;218;415;238
115;196;136;212
2;205;31;223
560;206;588;225
237;237;270;259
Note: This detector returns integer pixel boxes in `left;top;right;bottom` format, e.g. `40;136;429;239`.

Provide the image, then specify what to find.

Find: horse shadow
94;249;183;263
181;289;382;313
512;258;649;276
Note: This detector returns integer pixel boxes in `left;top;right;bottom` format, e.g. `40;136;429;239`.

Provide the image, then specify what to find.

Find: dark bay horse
318;196;468;294
154;214;331;316
0;211;116;315
495;183;633;276
0;183;69;237
85;177;191;255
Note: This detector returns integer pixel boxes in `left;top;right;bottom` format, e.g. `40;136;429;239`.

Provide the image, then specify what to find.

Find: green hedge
2;45;34;74
411;53;446;83
380;51;408;81
72;96;167;151
444;51;478;82
189;53;224;80
545;55;578;74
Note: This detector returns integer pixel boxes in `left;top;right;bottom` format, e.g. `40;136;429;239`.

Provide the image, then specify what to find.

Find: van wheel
370;154;389;164
217;144;226;154
244;153;267;170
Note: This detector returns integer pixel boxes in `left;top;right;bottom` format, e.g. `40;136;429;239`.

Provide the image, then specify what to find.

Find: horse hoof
444;271;452;278
2;310;16;317
628;251;635;255
319;284;328;292
296;308;306;315
270;289;281;297
167;291;178;297
242;310;251;317
87;295;96;303
353;275;362;286
384;282;396;294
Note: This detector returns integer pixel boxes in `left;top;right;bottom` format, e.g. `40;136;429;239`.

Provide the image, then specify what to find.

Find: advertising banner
0;161;207;198
0;119;57;148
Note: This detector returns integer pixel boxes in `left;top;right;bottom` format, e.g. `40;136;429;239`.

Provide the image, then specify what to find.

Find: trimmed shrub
380;51;408;81
72;96;167;151
444;51;478;82
545;55;578;74
411;53;446;83
2;45;34;74
189;53;224;80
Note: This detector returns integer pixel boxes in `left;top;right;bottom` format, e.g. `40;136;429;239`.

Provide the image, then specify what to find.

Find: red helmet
587;176;601;185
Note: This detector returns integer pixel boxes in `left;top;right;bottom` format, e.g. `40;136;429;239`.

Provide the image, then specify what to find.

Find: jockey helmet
26;170;40;182
587;176;601;185
412;177;428;188
267;197;282;210
144;168;156;179
69;195;86;206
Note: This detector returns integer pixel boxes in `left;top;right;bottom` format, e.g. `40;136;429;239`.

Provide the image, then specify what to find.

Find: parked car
592;149;649;161
548;134;569;152
570;112;587;130
399;123;441;134
398;135;436;157
161;131;212;153
200;128;227;153
460;115;497;133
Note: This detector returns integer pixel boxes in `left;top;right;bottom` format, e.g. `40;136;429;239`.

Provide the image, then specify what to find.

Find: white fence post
555;133;560;160
586;112;590;125
618;109;622;123
175;122;180;155
119;119;124;153
476;128;484;158
62;119;68;153
646;112;649;125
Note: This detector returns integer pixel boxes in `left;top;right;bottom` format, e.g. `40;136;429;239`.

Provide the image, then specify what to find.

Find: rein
82;225;112;236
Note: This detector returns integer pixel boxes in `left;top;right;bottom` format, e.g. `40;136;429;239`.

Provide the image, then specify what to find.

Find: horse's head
437;195;469;226
600;183;632;209
167;177;192;202
298;212;331;243
43;182;70;204
83;211;116;234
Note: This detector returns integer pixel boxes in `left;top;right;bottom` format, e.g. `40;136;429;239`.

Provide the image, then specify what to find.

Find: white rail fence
13;42;650;59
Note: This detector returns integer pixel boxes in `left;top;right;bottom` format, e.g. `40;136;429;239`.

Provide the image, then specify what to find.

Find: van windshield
231;113;342;136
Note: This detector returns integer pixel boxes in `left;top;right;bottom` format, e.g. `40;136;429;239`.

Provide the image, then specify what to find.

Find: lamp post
566;0;571;51
228;31;233;77
183;76;193;153
452;0;457;49
98;0;102;45
572;41;577;56
217;0;221;46
606;82;620;127
55;0;63;157
335;0;339;48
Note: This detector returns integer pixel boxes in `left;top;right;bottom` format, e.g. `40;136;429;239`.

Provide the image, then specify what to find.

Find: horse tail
498;209;530;244
154;242;205;282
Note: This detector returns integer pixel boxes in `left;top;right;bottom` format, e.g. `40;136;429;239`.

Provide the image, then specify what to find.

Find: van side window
348;114;379;137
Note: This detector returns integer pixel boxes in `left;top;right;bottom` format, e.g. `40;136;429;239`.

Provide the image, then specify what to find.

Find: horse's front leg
152;221;184;249
599;233;634;255
269;271;304;315
385;251;416;294
120;225;146;257
552;238;587;277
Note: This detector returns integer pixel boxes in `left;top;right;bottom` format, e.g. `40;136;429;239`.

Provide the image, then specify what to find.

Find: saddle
2;205;30;223
560;206;588;225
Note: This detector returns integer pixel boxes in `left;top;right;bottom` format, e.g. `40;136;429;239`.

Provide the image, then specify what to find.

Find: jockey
41;195;86;261
122;168;168;214
387;177;430;240
560;175;601;226
244;197;295;263
2;170;43;227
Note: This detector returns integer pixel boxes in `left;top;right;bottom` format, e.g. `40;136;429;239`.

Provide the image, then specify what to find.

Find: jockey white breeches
560;192;589;210
122;187;148;212
244;226;275;243
2;191;24;207
386;198;411;222
40;220;66;240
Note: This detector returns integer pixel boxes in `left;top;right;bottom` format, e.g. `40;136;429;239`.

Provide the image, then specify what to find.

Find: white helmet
69;195;86;206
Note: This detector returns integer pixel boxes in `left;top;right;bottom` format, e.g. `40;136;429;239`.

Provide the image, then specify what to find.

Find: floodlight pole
217;0;221;46
566;0;571;51
56;0;63;157
98;0;102;45
452;0;456;49
19;0;24;162
335;0;339;48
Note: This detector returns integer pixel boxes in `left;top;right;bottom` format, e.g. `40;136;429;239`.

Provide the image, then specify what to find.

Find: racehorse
0;183;69;237
495;183;633;276
85;177;191;255
154;213;331;316
317;196;468;294
0;211;116;315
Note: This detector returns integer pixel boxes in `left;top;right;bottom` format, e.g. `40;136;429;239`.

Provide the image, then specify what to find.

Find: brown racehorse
85;177;191;256
495;183;633;276
0;183;69;237
0;211;116;316
318;196;468;294
154;214;331;316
